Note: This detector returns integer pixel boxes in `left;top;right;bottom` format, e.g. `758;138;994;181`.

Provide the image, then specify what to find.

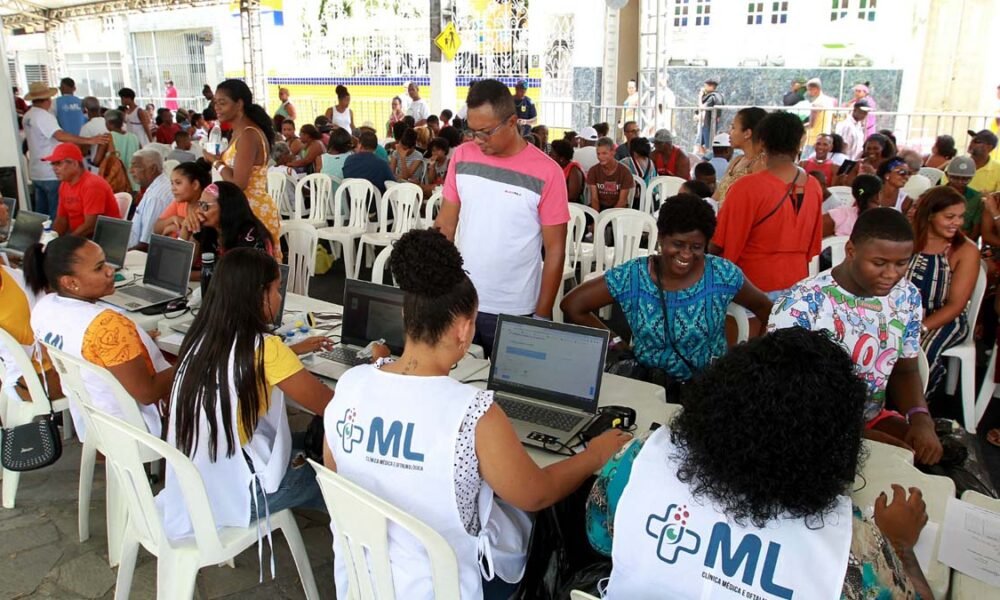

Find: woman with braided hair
322;228;630;600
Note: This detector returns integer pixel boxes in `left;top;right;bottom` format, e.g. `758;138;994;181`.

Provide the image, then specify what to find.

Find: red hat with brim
42;143;84;163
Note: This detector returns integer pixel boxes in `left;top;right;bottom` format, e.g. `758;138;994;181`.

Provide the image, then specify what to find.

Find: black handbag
2;413;62;472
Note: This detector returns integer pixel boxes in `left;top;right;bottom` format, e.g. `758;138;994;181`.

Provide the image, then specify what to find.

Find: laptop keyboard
318;346;367;367
494;396;585;432
122;286;173;303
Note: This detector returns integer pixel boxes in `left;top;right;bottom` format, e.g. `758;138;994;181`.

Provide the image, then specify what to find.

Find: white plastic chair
574;204;602;279
144;142;171;159
43;343;162;568
726;304;749;344
268;169;295;218
809;235;852;277
355;182;422;279
645;175;685;214
950;490;1000;599
631;174;649;214
941;261;987;432
162;159;180;176
294;173;335;225
918;167;944;186
316;178;380;280
918;347;930;393
279;220;318;296
83;408;320;600
554;206;588;322
370;245;395;286
974;342;999;434
115;192;133;219
423;190;443;228
570;591;601;600
852;439;955;600
0;328;74;508
309;459;460;599
588;208;658;279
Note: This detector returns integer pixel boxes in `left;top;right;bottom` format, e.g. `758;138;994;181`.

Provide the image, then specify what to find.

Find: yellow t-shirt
0;267;33;348
81;310;155;373
238;335;303;444
970;160;1000;195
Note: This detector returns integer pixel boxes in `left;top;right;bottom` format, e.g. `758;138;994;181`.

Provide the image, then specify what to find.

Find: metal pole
239;0;265;101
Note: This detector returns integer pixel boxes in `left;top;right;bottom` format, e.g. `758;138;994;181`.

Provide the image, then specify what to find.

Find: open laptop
487;315;609;449
102;235;194;311
305;279;405;380
1;210;46;259
0;198;15;243
92;216;133;270
171;264;290;334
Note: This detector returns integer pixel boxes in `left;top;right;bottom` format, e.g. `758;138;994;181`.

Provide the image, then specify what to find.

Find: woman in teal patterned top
562;194;773;381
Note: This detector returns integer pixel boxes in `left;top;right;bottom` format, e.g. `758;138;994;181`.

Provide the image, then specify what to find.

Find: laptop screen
93;216;132;269
6;211;46;253
144;235;195;294
488;316;609;413
341;279;405;355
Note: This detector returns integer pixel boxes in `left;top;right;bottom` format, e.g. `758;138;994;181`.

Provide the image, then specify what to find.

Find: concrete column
428;0;457;114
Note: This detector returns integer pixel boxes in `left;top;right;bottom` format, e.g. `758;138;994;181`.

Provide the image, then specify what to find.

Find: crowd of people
3;73;1000;599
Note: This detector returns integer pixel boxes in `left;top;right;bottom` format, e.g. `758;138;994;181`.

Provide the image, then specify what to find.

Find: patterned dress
906;251;968;394
223;127;282;260
586;434;921;599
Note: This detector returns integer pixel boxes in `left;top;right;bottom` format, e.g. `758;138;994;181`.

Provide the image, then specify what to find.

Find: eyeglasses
198;201;217;211
892;169;912;178
464;114;514;141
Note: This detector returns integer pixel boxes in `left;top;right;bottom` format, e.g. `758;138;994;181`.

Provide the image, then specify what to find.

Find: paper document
938;497;1000;587
913;521;938;573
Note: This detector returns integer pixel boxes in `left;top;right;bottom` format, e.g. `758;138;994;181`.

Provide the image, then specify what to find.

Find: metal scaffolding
638;0;667;134
1;0;226;30
238;0;265;100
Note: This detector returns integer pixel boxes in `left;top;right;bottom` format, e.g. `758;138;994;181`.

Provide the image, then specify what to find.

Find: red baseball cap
42;143;84;163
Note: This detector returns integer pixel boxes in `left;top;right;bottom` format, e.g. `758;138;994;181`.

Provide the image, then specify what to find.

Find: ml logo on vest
647;505;794;599
336;408;425;462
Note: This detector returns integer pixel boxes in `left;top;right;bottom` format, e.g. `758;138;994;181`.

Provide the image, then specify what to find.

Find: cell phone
837;159;857;176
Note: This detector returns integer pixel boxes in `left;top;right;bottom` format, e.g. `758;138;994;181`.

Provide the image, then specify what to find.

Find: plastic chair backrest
115;193;133;219
918;167;944;185
852;442;955;600
308;459;461;599
593;209;658;273
570;591;601;600
631;175;649;214
725;304;749;344
295;173;334;223
335;179;380;229
565;204;588;270
917;348;930;393
424;190;443;226
268;170;295;217
951;490;1000;599
144;143;171;159
0;327;53;416
162;159;180;175
822;235;850;266
966;262;987;335
279;220;319;295
646;176;685;213
827;186;854;209
83;407;229;559
371;245;395;286
380;183;422;235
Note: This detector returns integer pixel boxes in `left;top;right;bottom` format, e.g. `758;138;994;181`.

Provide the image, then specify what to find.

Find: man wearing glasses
615;121;641;161
435;79;569;356
46;143;121;238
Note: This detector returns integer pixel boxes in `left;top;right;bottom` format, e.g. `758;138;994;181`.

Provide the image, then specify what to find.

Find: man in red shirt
799;133;836;185
154;108;180;144
651;129;691;180
47;143;121;237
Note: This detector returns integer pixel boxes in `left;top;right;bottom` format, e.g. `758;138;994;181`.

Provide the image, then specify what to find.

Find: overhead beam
1;0;227;30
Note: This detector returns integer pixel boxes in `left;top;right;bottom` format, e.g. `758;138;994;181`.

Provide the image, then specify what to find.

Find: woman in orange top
155;161;213;238
711;111;823;333
202;79;281;259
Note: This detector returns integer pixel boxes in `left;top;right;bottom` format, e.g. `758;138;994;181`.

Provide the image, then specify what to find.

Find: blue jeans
250;435;326;519
33;179;60;219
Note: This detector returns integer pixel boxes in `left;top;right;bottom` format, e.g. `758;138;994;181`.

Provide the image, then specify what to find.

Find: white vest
125;106;150;147
157;335;292;541
0;266;39;395
326;365;531;600
31;294;167;441
606;428;852;600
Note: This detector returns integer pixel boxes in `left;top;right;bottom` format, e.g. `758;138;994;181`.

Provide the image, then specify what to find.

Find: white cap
712;133;731;147
579;126;599;142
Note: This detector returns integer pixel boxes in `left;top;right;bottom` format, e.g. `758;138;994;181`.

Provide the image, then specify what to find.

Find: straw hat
23;81;58;101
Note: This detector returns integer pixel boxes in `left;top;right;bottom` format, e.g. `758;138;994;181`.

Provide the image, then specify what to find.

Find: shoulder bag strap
751;169;800;228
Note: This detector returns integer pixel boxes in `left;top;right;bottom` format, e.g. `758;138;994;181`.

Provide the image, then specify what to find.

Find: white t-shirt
23;106;60;181
768;272;924;422
80;117;107;169
408;99;430;123
574;146;599;174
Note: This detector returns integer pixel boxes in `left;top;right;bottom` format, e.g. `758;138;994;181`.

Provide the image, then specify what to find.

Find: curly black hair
389;229;478;345
670;327;867;527
756;111;805;158
657;193;717;240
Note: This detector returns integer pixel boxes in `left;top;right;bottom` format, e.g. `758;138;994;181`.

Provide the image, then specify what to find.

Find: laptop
487;315;610;449
305;279;405;380
92;216;133;270
0;198;15;243
1;210;46;258
102;234;194;311
171;264;290;334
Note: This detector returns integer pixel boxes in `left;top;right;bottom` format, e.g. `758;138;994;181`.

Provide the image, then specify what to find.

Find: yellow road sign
434;22;462;61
